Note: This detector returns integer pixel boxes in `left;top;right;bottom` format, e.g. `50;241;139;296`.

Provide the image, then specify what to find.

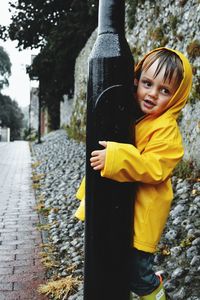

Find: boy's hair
136;49;183;90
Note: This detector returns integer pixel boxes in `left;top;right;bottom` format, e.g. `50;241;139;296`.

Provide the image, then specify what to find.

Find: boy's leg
139;281;166;300
129;248;166;299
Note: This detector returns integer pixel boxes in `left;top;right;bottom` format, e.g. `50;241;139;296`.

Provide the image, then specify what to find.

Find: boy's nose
148;87;158;99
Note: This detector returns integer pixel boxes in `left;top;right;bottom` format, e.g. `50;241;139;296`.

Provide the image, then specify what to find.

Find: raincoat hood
135;47;193;119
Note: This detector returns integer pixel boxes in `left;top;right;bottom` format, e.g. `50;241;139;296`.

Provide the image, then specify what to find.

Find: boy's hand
90;141;107;171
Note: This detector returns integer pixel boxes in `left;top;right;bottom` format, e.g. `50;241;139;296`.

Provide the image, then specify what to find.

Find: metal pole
84;0;136;299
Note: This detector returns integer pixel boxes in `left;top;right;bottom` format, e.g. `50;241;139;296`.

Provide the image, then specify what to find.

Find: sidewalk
0;141;47;300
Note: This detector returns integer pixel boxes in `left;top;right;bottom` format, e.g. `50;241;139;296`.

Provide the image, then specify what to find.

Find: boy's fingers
91;161;101;169
93;164;102;170
91;162;98;167
91;144;107;156
90;156;99;162
99;141;107;148
91;150;100;156
91;163;102;170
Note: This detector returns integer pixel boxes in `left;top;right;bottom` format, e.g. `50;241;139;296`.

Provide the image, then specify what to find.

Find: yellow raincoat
75;47;192;253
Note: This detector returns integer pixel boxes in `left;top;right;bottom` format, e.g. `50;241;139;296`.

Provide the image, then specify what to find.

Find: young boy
76;47;192;299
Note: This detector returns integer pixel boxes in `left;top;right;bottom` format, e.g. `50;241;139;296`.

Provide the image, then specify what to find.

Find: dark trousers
130;248;160;296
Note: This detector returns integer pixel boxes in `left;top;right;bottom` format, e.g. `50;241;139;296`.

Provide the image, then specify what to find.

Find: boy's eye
142;80;151;87
160;88;170;95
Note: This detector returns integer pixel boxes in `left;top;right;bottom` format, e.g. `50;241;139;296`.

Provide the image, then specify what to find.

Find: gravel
32;129;200;299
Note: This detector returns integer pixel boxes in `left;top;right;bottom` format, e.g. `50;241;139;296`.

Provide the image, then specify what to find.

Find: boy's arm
101;126;184;184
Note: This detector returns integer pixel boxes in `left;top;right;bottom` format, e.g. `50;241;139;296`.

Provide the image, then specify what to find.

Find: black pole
84;1;136;300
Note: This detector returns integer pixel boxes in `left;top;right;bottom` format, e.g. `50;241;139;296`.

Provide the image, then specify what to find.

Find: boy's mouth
144;99;156;107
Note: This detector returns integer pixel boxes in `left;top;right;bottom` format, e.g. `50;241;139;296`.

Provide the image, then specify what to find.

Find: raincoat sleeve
101;124;184;184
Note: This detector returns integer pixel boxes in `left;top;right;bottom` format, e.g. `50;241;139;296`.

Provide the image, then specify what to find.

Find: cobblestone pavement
0;142;48;300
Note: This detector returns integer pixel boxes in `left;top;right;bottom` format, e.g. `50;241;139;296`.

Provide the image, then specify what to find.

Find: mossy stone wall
69;0;200;167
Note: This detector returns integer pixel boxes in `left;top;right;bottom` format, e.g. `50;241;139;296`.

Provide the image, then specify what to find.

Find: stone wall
60;95;73;128
69;29;97;141
30;87;39;132
69;0;200;167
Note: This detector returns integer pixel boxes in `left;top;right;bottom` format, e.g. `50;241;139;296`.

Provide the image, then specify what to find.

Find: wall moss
173;158;200;179
186;40;200;59
148;26;169;48
179;0;188;6
169;15;178;34
126;0;138;29
189;76;200;104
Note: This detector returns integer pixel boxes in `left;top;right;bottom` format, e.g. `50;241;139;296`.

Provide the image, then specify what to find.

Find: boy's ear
134;78;139;86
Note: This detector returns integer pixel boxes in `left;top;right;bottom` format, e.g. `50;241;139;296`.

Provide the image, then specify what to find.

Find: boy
76;48;192;299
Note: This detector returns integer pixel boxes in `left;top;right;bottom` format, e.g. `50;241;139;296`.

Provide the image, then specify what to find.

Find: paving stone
0;142;47;300
0;268;13;275
0;283;13;291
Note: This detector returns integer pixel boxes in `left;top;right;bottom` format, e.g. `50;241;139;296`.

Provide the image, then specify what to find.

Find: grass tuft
32;161;41;168
38;276;81;299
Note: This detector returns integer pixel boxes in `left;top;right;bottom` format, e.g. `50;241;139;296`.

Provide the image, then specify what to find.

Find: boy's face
135;60;178;117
